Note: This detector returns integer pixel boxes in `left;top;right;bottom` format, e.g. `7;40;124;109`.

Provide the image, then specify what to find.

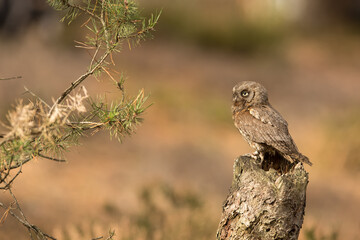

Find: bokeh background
1;0;360;239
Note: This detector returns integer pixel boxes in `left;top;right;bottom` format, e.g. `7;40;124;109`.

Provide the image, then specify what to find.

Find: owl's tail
290;153;312;166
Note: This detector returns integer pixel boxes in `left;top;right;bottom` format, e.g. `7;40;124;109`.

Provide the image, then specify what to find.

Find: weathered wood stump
217;155;309;240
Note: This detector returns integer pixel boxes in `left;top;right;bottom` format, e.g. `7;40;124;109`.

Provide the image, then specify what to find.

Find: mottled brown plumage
232;81;312;166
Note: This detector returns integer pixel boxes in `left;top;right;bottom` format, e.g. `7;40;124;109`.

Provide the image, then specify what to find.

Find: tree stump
217;155;309;240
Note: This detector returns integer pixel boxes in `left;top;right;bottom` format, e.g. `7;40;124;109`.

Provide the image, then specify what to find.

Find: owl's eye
241;90;249;97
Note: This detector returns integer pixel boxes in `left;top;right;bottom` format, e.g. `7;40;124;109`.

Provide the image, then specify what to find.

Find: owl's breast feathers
233;105;312;165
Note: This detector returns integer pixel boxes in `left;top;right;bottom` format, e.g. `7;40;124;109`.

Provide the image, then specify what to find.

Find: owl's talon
243;153;262;163
252;151;264;165
259;152;265;165
243;153;257;160
243;153;253;158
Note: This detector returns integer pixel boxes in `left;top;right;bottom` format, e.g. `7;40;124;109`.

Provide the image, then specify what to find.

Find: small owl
232;81;312;166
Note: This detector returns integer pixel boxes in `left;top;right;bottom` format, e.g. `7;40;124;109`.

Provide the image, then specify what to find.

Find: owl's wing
235;105;299;155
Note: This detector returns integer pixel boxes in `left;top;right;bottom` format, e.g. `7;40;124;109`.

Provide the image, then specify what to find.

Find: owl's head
232;81;269;109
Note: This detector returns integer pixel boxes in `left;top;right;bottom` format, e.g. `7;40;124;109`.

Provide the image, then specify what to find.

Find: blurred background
0;0;360;239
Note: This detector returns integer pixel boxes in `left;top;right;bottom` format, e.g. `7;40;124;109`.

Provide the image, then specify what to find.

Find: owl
232;81;312;166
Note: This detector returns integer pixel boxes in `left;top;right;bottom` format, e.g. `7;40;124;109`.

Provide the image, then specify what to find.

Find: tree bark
217;155;309;240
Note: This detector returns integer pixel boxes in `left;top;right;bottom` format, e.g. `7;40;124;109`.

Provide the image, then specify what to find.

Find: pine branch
0;164;22;190
49;50;110;115
0;76;22;81
1;1;160;238
0;188;57;240
38;153;66;163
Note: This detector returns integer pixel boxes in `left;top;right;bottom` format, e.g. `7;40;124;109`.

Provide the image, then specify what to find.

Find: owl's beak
232;93;243;107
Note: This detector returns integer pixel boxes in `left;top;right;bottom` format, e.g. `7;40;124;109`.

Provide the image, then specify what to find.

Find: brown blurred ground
1;1;360;239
